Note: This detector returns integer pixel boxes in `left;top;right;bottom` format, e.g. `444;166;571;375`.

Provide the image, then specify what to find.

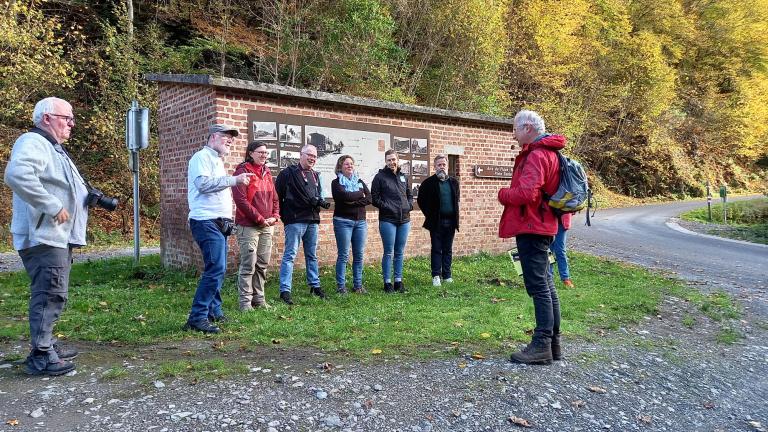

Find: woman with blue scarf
331;155;371;294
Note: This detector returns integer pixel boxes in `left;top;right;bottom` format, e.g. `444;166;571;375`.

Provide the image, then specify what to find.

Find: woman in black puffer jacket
371;149;413;293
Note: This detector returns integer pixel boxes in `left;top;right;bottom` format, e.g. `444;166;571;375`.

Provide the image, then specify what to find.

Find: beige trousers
236;224;274;308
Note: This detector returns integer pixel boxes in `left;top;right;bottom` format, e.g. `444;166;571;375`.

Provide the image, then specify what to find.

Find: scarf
337;172;362;192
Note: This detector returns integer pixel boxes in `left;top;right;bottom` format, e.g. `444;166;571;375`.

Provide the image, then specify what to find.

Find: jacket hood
525;134;566;152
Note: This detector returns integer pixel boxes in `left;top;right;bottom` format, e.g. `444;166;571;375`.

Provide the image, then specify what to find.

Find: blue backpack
546;150;593;225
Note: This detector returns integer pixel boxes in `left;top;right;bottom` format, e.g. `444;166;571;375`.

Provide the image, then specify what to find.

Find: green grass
157;359;249;380
102;366;129;380
680;198;768;244
715;327;743;345
0;252;728;356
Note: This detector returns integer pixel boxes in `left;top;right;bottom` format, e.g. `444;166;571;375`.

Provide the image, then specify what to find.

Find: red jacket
233;162;280;227
498;135;565;238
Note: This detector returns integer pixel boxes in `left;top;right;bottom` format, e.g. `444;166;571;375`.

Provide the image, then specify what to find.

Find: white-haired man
4;97;85;375
498;110;565;365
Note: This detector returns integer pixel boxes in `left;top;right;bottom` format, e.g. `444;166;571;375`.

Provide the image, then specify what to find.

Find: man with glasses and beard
417;154;460;287
183;124;254;334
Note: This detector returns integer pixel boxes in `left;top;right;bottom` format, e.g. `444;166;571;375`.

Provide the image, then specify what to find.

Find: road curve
568;196;768;316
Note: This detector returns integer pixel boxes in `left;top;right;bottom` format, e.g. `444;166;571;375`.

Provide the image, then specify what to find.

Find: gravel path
0;247;160;273
1;206;767;431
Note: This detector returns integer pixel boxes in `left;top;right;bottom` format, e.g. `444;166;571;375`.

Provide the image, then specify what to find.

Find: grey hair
32;97;69;126
301;144;317;154
433;154;448;164
513;110;546;135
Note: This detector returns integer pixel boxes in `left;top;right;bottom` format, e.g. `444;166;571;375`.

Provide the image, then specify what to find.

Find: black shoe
384;282;395;293
53;343;78;361
352;286;368;294
337;286;349;295
183;319;221;334
552;334;562;361
394;281;406;293
280;291;294;305
509;339;553;365
310;286;327;299
23;359;76;376
208;315;229;324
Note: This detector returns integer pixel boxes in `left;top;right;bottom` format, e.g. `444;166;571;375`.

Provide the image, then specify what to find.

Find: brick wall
155;78;518;277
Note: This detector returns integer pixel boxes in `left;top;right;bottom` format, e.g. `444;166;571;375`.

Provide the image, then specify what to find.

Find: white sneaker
444;278;454;283
432;276;442;286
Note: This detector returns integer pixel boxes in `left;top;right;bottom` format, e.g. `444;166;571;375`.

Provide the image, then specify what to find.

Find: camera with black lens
314;197;331;210
86;186;118;211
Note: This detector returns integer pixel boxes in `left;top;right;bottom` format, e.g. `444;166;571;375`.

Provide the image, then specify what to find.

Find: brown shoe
509;339;553;365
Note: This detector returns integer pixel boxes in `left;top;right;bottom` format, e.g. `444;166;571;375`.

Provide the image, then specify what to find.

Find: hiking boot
432;276;441;287
183;319;221;334
352;286;368;294
209;315;229;323
552;334;562;361
394;281;406;293
563;279;575;288
23;359;76;376
337;286;349;295
53;343;78;361
280;291;294;305
383;282;395;294
509;339;553;365
310;286;327;299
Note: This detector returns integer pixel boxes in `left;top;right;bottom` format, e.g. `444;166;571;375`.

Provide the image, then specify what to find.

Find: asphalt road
568;196;768;316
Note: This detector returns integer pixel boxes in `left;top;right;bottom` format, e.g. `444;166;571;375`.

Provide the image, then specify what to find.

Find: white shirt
187;146;236;220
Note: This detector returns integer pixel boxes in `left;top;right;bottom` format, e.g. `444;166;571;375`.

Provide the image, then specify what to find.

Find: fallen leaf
508;415;532;427
480;332;491;339
471;352;485;360
453;321;464;327
450;341;459;347
321;362;334;371
182;350;193;357
703;401;715;409
211;341;225;351
637;414;652;424
278;315;293;321
6;419;19;426
371;348;382;354
98;301;108;306
271;339;282;344
587;386;607;394
132;314;146;322
571;400;586;408
491;297;508;303
452;410;461;417
364;399;373;409
524;328;534;336
458;362;467;368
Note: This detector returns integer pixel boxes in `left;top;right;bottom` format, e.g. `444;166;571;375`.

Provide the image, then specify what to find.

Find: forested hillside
2;0;767;243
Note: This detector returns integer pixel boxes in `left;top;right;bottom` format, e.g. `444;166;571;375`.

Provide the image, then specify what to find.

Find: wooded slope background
1;0;767;241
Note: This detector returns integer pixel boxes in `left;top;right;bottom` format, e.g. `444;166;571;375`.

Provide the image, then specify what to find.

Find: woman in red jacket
233;142;280;310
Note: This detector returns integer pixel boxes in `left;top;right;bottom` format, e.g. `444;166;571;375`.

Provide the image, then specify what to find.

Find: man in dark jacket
417;154;460;287
275;144;330;305
498;110;564;365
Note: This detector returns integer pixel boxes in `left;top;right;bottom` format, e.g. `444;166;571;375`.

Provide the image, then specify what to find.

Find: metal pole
722;185;727;225
706;181;712;222
132;149;140;266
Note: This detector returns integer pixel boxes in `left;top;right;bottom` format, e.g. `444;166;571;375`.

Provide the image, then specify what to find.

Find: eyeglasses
301;152;318;159
48;114;75;124
254;150;269;155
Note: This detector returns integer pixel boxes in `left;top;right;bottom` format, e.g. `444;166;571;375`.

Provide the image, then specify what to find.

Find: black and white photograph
399;159;411;175
253;121;277;140
306;131;345;157
279;124;302;143
267;149;278;168
412;182;420;198
393;136;411;153
411;138;428;154
279;150;300;168
412;160;428;176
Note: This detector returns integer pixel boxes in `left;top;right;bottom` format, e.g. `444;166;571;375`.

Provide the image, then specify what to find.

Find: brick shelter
145;74;518;272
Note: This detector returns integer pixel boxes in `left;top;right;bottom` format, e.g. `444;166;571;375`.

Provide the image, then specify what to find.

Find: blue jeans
430;218;456;278
549;221;570;281
188;219;227;323
333;217;368;289
517;233;560;341
279;222;320;292
379;221;410;282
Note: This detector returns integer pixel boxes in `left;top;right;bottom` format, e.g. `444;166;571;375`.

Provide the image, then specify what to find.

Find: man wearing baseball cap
184;124;254;333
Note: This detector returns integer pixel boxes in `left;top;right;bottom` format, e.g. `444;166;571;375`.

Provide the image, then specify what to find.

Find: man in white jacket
4;97;86;376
